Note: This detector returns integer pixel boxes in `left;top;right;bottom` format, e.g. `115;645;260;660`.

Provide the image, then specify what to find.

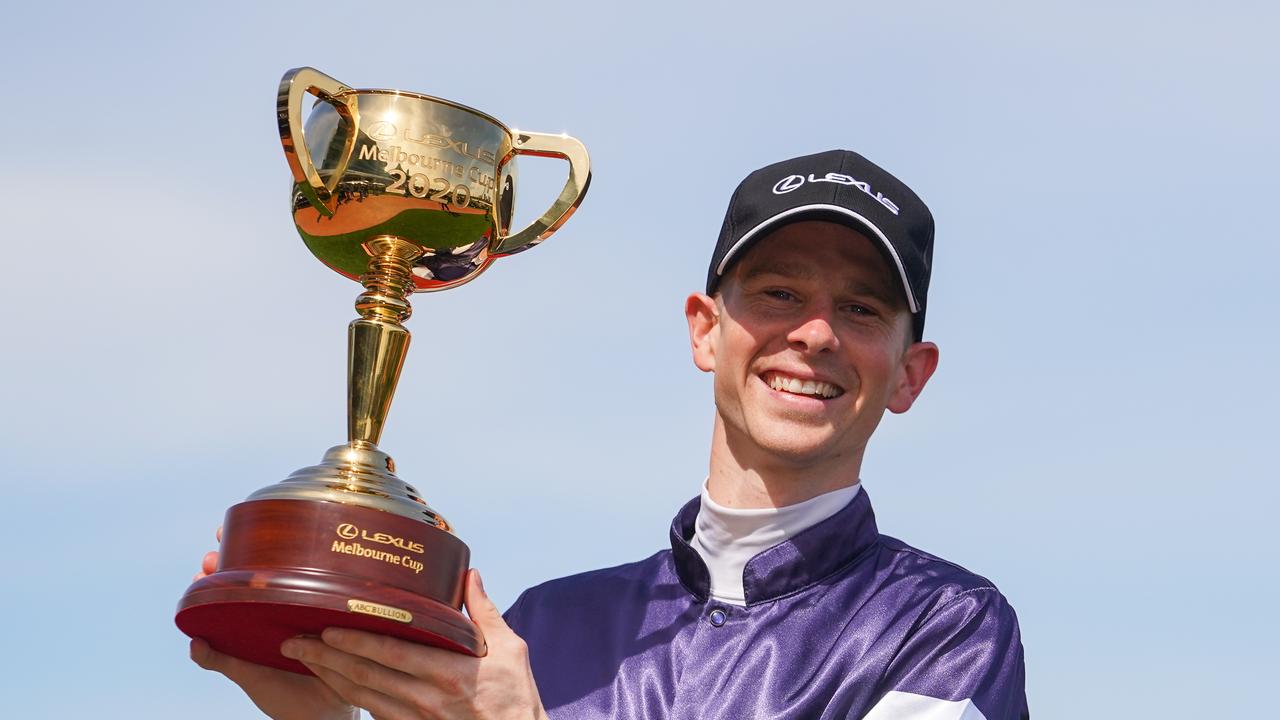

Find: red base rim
177;572;485;675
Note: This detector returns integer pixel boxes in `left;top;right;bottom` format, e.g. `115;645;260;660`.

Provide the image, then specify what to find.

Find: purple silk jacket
504;489;1028;719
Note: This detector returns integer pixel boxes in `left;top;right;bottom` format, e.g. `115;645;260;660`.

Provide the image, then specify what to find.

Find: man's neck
706;418;865;509
691;479;862;604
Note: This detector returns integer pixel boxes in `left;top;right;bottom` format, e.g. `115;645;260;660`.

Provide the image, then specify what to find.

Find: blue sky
1;1;1276;717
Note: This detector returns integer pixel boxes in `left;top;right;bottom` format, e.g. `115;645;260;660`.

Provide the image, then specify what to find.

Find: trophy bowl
175;67;590;674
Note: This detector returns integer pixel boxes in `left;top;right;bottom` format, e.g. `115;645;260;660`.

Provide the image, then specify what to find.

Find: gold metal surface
278;66;592;292
248;443;451;528
494;131;591;256
349;236;421;447
278;68;359;216
249;67;590;534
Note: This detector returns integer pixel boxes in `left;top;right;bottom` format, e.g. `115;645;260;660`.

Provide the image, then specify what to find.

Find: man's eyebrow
740;262;902;307
739;261;816;282
842;279;902;307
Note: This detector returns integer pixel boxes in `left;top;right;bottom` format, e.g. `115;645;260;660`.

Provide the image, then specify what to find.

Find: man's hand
189;528;358;720
190;638;359;720
280;569;548;720
186;527;355;717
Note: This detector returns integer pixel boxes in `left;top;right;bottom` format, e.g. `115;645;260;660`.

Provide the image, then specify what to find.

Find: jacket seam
917;586;998;626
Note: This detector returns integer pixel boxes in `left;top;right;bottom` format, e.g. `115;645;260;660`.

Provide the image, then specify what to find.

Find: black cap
706;149;935;340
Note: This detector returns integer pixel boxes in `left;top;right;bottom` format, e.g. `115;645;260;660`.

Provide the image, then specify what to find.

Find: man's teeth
765;373;843;398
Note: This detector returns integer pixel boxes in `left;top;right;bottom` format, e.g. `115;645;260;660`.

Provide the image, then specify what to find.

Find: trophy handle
278;67;360;217
493;131;592;256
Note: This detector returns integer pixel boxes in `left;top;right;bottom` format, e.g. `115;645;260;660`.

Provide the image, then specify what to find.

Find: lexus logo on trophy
175;67;590;673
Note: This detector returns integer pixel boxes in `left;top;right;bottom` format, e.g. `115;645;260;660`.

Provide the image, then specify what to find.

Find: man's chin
747;434;846;466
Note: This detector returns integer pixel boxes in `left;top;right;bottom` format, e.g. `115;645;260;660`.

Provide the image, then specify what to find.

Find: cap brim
712;204;920;313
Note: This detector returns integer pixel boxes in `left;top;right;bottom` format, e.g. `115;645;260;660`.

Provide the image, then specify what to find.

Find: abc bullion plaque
175;67;590;674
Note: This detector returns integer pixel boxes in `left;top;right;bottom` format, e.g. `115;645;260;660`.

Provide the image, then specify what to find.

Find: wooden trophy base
176;498;485;675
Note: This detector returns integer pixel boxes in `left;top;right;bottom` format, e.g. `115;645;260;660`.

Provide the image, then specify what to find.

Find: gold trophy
175;67;590;673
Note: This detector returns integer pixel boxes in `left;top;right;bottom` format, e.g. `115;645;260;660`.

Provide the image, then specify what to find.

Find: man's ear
685;293;719;373
887;341;939;414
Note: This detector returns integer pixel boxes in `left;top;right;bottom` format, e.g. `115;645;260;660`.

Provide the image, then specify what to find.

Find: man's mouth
762;371;845;399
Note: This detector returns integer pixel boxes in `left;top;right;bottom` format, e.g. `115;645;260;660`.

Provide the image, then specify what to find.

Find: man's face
687;221;938;471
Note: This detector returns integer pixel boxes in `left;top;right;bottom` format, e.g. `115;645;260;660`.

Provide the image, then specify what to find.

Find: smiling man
192;150;1028;720
505;150;1028;719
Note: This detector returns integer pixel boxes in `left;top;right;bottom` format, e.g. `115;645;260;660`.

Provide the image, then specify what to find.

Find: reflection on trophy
175;67;590;673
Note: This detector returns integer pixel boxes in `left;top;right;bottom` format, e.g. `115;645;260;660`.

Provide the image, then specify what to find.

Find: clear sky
1;1;1276;717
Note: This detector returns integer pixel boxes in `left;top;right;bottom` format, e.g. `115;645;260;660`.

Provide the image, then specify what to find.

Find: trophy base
176;569;484;674
176;498;485;675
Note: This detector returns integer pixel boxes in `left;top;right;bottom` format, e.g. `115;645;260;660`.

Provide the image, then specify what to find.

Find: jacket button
709;608;727;627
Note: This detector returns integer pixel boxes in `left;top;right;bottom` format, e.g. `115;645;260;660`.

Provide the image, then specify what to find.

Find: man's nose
787;311;838;354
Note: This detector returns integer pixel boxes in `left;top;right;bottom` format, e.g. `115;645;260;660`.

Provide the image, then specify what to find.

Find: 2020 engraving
358;142;490;209
385;169;472;209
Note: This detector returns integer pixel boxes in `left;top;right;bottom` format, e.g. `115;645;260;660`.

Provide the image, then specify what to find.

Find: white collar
689;480;862;605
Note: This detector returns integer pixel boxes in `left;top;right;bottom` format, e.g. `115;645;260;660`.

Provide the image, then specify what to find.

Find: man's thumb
464;568;507;632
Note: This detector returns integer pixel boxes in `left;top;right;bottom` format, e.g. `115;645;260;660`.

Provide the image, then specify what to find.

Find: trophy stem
349;236;424;447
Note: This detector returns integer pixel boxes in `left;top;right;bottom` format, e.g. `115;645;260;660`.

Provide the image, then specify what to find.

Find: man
192;149;1028;719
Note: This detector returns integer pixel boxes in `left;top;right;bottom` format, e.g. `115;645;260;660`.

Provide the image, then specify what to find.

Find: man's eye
843;303;876;316
765;289;797;301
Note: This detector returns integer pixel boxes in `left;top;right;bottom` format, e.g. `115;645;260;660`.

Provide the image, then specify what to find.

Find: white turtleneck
689;480;862;606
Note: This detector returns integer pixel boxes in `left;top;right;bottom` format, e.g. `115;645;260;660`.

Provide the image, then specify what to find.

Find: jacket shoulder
873;534;1012;611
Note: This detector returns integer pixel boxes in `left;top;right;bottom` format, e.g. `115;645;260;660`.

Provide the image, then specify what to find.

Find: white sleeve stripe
861;690;988;720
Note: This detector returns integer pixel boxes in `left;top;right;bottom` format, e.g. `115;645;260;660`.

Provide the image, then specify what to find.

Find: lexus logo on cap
771;172;901;215
772;175;806;194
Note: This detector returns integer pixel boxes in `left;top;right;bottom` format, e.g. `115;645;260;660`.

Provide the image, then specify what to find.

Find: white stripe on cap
713;204;919;313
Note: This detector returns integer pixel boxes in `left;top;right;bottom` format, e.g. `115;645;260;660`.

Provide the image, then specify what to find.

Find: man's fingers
317;627;469;679
201;551;219;575
303;661;420;720
215;525;222;542
285;636;439;704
